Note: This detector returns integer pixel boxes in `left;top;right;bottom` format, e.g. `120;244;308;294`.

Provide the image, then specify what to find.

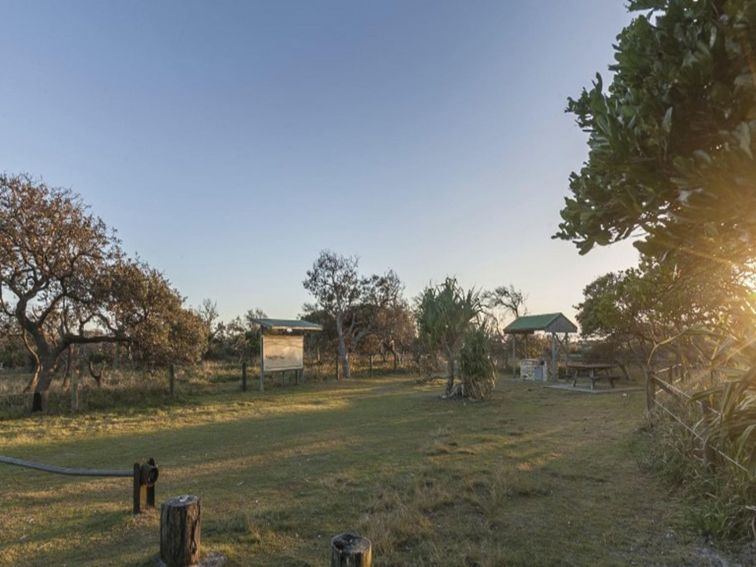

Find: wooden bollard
160;495;201;567
169;364;176;398
330;533;372;567
241;362;248;392
133;458;159;514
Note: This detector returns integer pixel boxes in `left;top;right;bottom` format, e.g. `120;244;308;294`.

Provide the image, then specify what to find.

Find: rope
0;455;132;477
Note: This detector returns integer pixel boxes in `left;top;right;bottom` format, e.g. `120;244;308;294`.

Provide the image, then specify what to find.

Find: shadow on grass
0;377;701;566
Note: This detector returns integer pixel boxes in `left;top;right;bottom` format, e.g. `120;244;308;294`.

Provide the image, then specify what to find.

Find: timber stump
330;533;372;567
160;495;201;567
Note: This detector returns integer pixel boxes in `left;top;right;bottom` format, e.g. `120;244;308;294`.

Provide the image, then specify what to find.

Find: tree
197;299;221;359
459;324;496;400
576;259;751;375
303;250;403;380
415;277;482;396
484;284;527;368
0;174;202;410
485;284;526;321
555;0;756;278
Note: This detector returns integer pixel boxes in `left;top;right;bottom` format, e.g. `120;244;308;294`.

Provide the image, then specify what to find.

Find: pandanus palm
416;277;482;396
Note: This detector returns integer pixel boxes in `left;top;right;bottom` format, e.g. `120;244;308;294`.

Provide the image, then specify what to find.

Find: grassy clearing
0;374;737;566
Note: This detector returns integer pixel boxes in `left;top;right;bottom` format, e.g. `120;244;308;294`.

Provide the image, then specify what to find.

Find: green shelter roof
503;313;577;334
251;319;323;332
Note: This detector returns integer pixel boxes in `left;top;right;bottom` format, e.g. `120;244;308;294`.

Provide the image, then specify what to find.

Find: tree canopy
0;174;204;409
556;0;756;276
303;250;404;379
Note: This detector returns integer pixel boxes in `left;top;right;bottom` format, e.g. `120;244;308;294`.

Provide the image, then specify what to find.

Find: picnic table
566;362;621;390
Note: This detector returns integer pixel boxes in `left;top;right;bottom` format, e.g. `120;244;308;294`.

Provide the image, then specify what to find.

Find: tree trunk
445;351;455;396
32;354;58;413
336;317;350;380
160;495;201;567
62;346;73;389
342;349;351;380
22;332;41;393
23;366;40;394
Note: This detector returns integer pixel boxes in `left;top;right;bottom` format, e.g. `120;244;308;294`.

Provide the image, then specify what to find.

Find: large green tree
556;0;755;277
0;174;204;410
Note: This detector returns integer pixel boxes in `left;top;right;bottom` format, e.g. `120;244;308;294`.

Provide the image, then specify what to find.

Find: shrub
459;326;496;400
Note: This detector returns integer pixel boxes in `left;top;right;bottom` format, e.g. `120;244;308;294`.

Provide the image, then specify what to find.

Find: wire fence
0;354;412;417
647;365;753;479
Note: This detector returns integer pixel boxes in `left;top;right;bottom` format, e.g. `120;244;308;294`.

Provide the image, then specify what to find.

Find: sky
0;0;640;323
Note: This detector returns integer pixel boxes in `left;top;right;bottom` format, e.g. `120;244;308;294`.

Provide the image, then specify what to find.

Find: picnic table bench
566;362;622;390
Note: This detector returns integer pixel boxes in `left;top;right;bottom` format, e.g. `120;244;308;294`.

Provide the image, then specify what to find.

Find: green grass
0;374;730;566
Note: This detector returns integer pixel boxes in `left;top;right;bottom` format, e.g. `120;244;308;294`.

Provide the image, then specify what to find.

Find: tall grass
644;364;755;542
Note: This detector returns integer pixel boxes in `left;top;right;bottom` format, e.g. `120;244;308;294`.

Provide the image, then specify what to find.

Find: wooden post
160;495;201;567
132;458;158;514
550;332;558;382
295;368;300;385
71;360;80;414
700;400;715;467
169;364;176;397
369;354;373;377
133;463;145;514
241;361;248;392
146;458;157;509
511;334;516;378
260;336;265;392
331;533;372;567
646;370;656;415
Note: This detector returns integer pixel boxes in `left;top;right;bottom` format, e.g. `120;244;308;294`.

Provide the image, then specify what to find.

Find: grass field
0;374;736;566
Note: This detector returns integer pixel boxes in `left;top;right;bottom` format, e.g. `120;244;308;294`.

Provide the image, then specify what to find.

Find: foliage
556;0;756;274
693;367;756;477
638;417;755;542
483;284;527;368
302;250;404;379
0;174;202;406
459;325;496;400
415;277;482;396
197;299;221;359
485;284;527;323
577;258;754;366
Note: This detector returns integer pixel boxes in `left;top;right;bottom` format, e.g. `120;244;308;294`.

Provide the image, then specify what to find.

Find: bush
459;326;496;400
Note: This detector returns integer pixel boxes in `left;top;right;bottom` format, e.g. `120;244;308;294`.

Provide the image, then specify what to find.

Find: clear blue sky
0;0;639;323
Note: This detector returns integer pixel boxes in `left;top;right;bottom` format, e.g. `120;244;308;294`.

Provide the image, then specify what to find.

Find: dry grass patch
0;374;737;566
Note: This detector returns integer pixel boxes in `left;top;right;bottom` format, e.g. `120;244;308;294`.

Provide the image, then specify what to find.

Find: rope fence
0;455;159;513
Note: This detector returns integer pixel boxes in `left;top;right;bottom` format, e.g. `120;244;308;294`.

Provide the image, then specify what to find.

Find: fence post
331;533;372;567
700;400;715;467
169;364;176;398
71;355;83;413
133;463;144;514
160;495;201;567
241;362;248;392
645;370;656;416
260;345;265;393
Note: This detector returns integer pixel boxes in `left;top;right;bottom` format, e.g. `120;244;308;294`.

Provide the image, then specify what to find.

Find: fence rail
647;369;752;478
0;455;131;477
0;455;159;513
